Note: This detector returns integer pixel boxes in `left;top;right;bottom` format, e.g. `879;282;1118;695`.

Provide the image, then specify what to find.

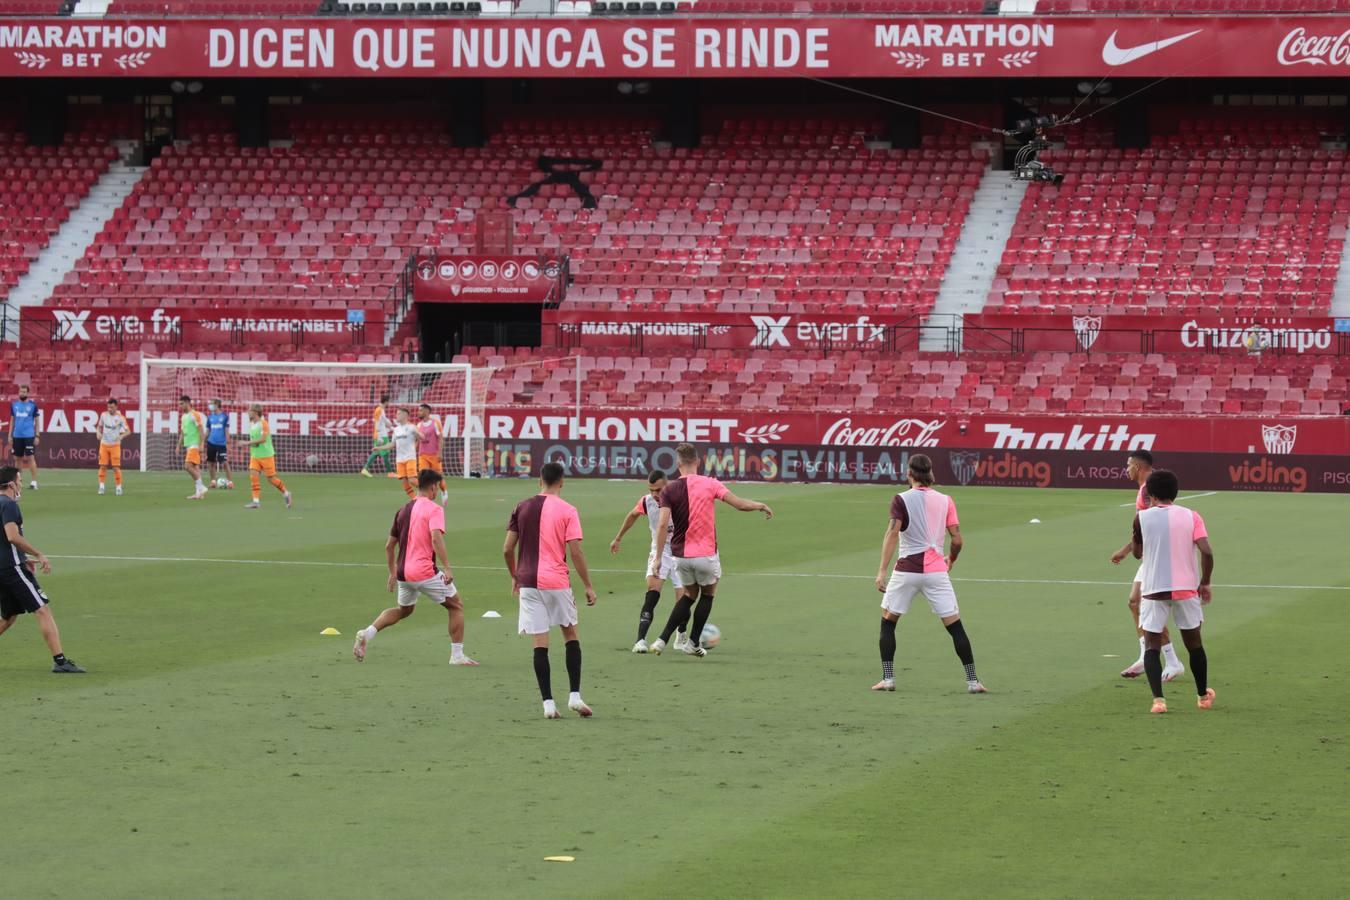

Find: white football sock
1162;643;1181;666
1135;635;1147;661
451;642;464;658
543;699;558;716
361;626;377;641
569;691;582;706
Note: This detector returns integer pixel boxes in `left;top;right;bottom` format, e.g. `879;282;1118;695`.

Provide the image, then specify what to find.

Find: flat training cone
320;627;341;636
481;610;502;619
544;856;575;863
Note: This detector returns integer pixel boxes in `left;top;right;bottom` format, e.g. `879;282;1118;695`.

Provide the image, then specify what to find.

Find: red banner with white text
964;313;1349;356
544;309;921;351
19;305;384;346
414;255;564;305
4;17;1350;78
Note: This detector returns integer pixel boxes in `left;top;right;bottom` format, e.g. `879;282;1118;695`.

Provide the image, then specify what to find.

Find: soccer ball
700;624;721;649
305;454;320;468
215;477;229;489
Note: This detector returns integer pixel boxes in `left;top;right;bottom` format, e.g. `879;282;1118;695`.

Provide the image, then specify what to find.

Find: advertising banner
480;441;1350;494
965;313;1345;356
543;309;920;351
19;305;384;346
414;254;564;305
3;17;1350;79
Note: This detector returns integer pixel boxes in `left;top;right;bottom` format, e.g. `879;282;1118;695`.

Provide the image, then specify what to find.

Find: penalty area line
44;554;1350;593
1118;491;1218;508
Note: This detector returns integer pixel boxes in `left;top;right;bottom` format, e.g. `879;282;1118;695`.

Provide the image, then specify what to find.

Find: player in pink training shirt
609;469;691;654
352;469;478;666
504;462;598;719
1110;449;1184;681
873;454;986;694
649;443;773;658
1131;469;1216;714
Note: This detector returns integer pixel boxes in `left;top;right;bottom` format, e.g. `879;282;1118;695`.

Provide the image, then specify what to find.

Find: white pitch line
1117;491;1218;507
44;554;1350;592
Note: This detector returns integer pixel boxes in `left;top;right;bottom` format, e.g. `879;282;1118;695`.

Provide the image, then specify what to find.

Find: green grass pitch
1;472;1346;898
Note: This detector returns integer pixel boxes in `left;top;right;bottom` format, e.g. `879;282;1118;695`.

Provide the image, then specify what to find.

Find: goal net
139;359;492;477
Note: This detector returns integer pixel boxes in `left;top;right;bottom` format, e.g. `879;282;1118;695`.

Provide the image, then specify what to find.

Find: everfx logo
53;309;90;340
751;315;791;348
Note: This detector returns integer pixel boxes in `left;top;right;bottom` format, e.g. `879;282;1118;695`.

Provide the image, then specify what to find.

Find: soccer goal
138;359;491;477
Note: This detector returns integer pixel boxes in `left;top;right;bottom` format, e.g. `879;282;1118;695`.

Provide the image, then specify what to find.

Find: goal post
139;358;492;477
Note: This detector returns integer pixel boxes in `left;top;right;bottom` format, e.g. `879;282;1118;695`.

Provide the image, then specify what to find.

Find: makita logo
1180;319;1331;354
985;422;1155;452
1277;27;1350;67
52;308;181;341
821;417;944;448
751;315;888;348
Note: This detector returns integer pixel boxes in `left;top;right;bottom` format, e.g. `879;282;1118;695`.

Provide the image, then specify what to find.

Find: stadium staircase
1332;233;1350;317
71;0;112;15
921;167;1027;351
5;152;147;317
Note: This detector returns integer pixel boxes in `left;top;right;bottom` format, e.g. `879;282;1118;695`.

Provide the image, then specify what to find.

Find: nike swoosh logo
1101;29;1203;66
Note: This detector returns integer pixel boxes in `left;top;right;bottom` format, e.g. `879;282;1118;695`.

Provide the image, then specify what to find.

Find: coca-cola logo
821;418;944;447
1277;27;1350;67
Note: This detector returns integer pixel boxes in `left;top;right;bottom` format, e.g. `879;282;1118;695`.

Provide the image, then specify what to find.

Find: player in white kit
373;408;420;500
873;454;986;694
1110;449;1184;681
1131;469;1216;714
610;470;690;653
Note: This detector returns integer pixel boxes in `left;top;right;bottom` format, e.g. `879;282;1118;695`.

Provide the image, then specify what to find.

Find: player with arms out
95;398;130;496
610;469;690;654
360;393;393;478
374;407;419;499
872;454;986;694
649;443;773;658
5;385;40;490
1110;449;1184;682
180;395;208;500
243;404;291;510
1131;469;1216;714
504;462;597;719
204;399;234;490
0;466;84;672
416;403;448;504
353;468;478;667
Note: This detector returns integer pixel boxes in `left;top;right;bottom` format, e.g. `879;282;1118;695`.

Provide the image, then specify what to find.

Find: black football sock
1189;645;1208;696
688;593;715;647
945;619;978;682
1143;648;1164;699
565;640;582;693
533;647;552;701
637;590;661;641
659;595;695;643
879;618;896;681
53;653;67;665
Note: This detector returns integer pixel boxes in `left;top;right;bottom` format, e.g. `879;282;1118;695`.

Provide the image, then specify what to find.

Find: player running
180;395;208;500
1131;469;1216;714
610;469;690;654
374;407;419;499
360;393;393;478
243;404;291;510
416;403;448;503
353;468;479;667
649;443;773;658
872;454;986;694
0;466;85;672
1110;449;1184;682
96;398;130;496
5;385;40;490
503;462;597;719
204;399;234;490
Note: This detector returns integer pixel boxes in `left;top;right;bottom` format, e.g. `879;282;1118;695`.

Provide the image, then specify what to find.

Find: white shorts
881;570;959;618
1139;597;1204;633
674;554;722;588
397;576;461;609
647;548;684;588
518;587;578;635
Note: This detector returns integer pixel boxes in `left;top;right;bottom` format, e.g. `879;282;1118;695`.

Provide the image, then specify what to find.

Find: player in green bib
243;403;291;510
179;395;207;500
